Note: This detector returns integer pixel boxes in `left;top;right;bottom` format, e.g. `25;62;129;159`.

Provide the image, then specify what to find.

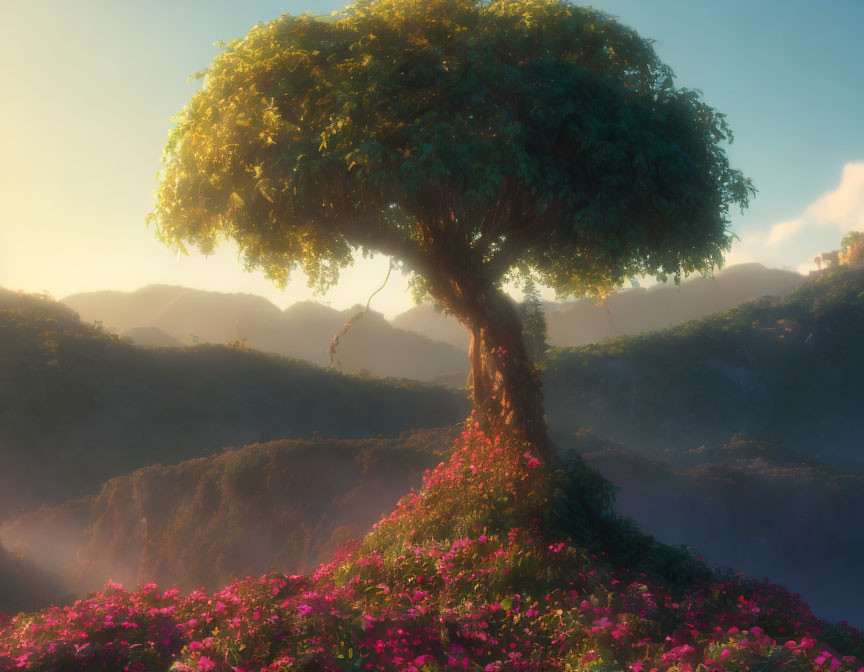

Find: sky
1;0;863;318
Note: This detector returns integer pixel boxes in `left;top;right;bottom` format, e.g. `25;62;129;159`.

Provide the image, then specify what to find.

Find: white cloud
726;161;864;274
796;259;818;276
807;162;864;234
768;162;864;245
767;218;805;245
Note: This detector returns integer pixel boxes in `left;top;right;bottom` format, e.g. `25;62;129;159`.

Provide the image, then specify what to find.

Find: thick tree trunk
412;212;551;458
445;285;551;459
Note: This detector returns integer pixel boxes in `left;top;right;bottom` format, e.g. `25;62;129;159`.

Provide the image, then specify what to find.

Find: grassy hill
3;268;863;626
543;265;864;471
0;290;469;519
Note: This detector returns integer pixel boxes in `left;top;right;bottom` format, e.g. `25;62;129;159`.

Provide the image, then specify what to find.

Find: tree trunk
446;285;551;459
413;214;551;459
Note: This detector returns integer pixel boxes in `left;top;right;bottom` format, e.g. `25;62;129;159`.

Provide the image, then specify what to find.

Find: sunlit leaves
150;0;752;300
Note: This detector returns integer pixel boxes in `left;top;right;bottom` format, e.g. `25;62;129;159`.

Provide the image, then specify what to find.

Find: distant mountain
63;287;467;381
391;264;805;350
60;264;801;380
121;326;181;347
545;263;805;346
0;290;469;520
64;285;281;346
391;304;470;350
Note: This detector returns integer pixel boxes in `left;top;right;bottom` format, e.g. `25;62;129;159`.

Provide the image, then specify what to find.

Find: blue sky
1;0;862;316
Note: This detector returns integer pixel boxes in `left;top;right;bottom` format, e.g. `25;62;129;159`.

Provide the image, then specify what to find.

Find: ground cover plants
2;421;861;671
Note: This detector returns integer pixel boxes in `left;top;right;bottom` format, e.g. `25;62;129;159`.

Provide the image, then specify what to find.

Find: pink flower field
1;424;861;671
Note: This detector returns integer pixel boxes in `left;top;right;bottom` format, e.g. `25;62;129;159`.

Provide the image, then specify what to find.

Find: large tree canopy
151;0;753;453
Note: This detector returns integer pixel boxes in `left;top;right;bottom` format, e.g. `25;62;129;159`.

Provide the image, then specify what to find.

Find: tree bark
411;208;551;459
438;281;551;460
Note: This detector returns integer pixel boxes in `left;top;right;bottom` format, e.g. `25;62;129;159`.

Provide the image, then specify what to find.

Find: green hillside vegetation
1;430;453;596
544;265;864;470
5;425;862;671
3;268;863;624
0;289;469;518
570;431;864;625
6;425;864;625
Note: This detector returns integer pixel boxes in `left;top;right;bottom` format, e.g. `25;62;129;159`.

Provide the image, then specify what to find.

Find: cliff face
1;430;453;596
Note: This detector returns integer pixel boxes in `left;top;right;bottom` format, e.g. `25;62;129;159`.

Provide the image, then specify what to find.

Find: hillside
0;430;452;596
0;290;469;519
121;326;182;347
545;263;805;346
63;287;468;380
392;263;804;350
571;431;864;626
7;423;863;626
2;427;861;671
543;265;864;471
3;269;863;625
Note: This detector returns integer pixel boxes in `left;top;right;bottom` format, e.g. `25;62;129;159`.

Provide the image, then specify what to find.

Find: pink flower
198;656;216;671
297;604;313;617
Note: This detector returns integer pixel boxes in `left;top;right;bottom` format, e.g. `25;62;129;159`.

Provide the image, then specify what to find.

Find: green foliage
358;422;706;593
151;0;752;301
841;230;864;251
841;230;864;265
0;289;469;519
542;265;864;460
518;278;548;360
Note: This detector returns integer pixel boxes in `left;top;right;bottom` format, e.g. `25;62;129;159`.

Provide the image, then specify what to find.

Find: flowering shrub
1;423;861;671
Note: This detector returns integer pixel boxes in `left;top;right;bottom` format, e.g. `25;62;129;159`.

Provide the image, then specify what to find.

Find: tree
149;0;753;457
518;278;548;362
841;231;864;266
